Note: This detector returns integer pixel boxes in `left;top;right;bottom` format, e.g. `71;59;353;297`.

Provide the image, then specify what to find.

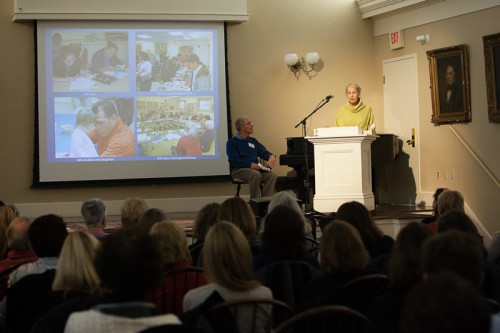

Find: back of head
120;197;148;227
335;201;381;248
262;205;305;260
0;205;17;228
28;214;68;257
203;221;258;291
81;198;106;228
138;208;168;232
437;189;464;216
150;221;191;267
94;226;162;298
422;229;484;286
388;222;434;289
75;107;94;127
53;231;101;293
6;217;32;251
320;220;369;275
194;202;220;242
437;211;479;235
218;196;256;242
401;271;490;333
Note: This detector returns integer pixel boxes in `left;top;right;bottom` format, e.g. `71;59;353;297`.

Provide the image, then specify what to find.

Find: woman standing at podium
335;83;375;131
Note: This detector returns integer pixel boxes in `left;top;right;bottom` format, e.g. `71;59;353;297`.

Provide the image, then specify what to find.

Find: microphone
325;94;334;101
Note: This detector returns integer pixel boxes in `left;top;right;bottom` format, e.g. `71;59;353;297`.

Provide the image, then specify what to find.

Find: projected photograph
51;31;130;93
136;30;213;92
136;96;215;157
54;97;135;159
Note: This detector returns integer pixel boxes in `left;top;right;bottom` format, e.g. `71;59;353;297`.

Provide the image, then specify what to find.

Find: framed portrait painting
483;32;500;123
426;44;471;125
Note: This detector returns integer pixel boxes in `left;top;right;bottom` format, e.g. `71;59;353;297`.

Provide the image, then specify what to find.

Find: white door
381;54;420;205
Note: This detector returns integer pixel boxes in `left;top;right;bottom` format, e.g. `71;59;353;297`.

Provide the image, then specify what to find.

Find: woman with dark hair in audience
183;221;272;332
138;208;168;232
191;203;220;247
336;201;394;260
217;196;257;244
368;222;435;333
148;221;208;315
253;205;318;272
297;220;379;313
436;210;500;304
421;188;447;226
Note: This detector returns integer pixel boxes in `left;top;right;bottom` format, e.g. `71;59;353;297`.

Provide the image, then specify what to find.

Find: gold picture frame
426;44;471;125
483;32;500;123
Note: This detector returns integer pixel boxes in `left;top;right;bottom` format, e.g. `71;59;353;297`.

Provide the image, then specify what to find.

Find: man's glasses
245;122;254;126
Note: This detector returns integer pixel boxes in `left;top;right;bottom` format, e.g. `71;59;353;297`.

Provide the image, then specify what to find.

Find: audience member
254;191;312;248
253;205;318;272
217;196;257;244
421;187;447;225
8;214;67;286
121;197;148;228
64;227;180;332
0;217;38;300
336;201;394;260
368;222;435;333
400;271;491;333
138;208;169;232
0;205;17;258
36;232;102;320
191;203;220;246
436;211;500;303
427;189;464;231
80;198;108;239
183;221;272;332
149;221;208;315
4;214;68;333
298;220;381;313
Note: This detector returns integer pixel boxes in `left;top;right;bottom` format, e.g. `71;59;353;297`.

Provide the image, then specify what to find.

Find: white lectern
307;127;378;213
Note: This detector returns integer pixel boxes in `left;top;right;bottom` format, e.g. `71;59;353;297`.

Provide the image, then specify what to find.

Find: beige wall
1;1;499;233
373;7;500;235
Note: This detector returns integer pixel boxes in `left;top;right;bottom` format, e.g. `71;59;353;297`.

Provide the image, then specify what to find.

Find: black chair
205;298;294;333
253;260;322;308
188;242;204;268
274;305;375;333
340;274;390;314
304;236;319;258
232;177;248;197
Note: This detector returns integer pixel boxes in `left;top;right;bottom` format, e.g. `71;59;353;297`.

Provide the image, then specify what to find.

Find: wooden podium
307;127;377;213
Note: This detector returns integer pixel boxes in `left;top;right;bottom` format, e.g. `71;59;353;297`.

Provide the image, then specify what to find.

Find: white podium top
313;126;363;137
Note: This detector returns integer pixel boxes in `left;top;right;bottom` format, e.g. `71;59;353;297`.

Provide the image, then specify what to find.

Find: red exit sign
389;30;404;50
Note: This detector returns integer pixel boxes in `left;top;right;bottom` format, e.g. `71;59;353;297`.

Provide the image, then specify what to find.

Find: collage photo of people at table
50;29;216;160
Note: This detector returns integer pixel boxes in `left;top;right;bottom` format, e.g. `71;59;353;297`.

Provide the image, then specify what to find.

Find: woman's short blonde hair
203;221;260;291
345;82;361;94
150;220;191;266
437;189;464;215
52;231;101;293
120;197;148;227
319;220;369;275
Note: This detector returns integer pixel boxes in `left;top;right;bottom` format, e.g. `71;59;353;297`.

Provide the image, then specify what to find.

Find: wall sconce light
284;52;320;79
416;34;430;45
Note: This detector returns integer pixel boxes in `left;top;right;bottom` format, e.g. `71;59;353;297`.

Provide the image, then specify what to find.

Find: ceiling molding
355;0;442;19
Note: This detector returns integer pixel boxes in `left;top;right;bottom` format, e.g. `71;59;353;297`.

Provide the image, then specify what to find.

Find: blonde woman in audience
0;205;17;258
37;231;102;313
427;189;464;231
120;197;148;228
183;221;272;331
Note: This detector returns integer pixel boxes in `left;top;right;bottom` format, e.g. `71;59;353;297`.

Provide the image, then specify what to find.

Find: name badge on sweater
248;142;255;148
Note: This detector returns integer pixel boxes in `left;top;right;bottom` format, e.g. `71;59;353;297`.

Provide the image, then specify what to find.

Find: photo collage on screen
50;29;216;161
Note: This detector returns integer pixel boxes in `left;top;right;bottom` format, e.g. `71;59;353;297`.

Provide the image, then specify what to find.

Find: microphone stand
294;97;332;212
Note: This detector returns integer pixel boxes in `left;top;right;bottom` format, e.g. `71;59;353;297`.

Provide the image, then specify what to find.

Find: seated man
226;116;277;199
